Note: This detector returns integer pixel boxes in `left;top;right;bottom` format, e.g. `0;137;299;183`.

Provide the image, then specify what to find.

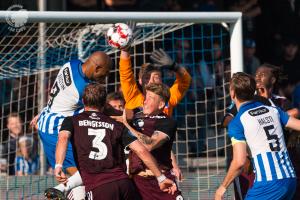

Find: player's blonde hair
145;83;170;103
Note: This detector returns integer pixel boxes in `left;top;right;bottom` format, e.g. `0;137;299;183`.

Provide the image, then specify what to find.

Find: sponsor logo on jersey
89;113;100;120
149;115;166;119
248;106;269;116
63;67;72;86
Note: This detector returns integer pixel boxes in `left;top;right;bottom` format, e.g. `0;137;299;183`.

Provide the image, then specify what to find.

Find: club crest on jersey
248;107;269;116
89;113;100;120
134;119;144;128
63;67;72;86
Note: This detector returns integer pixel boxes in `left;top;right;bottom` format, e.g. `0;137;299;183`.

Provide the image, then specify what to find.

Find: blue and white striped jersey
15;155;39;175
228;101;296;183
38;60;91;134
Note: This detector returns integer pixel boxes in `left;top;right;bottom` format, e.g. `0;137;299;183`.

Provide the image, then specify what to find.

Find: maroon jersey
60;111;137;191
129;112;177;174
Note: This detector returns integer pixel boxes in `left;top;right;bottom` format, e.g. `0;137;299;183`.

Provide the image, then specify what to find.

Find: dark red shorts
85;178;141;200
133;171;183;200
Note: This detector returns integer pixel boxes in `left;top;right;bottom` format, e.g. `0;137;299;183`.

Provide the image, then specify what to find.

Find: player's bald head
83;51;112;82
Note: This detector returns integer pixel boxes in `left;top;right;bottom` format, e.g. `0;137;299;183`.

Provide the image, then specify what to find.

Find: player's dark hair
230;72;256;101
83;83;107;109
141;63;161;87
261;63;287;87
106;92;125;104
145;83;170;103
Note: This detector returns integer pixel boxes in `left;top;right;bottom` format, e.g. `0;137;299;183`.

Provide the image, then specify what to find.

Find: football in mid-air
106;23;133;49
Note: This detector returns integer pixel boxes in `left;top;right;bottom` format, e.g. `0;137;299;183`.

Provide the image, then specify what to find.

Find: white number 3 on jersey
88;128;108;160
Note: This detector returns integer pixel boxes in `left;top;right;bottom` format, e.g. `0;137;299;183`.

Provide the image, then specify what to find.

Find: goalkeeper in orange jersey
118;23;191;182
119;47;191;116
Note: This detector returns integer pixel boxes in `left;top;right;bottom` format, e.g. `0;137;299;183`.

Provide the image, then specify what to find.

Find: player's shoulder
152;113;177;128
77;111;124;127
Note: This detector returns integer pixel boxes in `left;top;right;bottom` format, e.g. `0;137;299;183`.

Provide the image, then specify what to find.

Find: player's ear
271;77;276;85
230;87;235;100
158;100;165;110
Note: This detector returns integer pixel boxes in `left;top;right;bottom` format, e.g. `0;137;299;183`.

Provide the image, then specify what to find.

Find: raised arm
150;48;191;108
119;50;144;109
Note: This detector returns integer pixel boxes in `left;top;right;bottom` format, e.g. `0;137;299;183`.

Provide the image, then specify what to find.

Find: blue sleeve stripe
276;107;289;126
70;60;90;99
70;60;88;115
257;154;266;182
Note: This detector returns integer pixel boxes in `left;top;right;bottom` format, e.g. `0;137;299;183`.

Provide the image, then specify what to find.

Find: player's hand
215;185;226;200
54;165;67;184
121;21;141;52
172;167;183;182
159;178;177;194
30;114;39;130
150;48;178;71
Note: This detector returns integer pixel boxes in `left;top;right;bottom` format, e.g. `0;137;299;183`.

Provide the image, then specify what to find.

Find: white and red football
106;23;133;49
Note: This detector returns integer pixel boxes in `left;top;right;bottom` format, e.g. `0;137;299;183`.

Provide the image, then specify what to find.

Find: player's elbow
233;157;246;169
135;146;149;157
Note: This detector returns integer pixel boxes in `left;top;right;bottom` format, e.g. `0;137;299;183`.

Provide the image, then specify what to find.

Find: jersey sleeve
122;128;138;149
119;56;144;109
154;118;177;139
276;107;290;126
59;117;73;133
228;118;246;144
168;68;192;107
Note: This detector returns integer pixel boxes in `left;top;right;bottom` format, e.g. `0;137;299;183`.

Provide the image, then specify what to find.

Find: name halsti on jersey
228;101;295;183
38;60;91;134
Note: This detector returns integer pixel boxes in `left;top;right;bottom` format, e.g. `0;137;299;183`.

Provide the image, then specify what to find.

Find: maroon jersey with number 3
60;111;137;192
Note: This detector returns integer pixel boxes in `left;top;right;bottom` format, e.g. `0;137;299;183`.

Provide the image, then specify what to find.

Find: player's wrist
169;62;179;72
218;185;227;193
156;174;167;183
55;163;63;169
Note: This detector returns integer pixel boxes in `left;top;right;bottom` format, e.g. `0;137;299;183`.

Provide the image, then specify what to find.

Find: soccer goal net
0;11;243;200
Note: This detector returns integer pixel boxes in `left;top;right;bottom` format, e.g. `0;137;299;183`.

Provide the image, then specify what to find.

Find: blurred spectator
243;38;260;75
276;0;300;44
15;136;39;176
197;0;218;11
106;92;125;111
102;0;137;11
162;0;182;11
199;41;224;89
2;113;23;175
273;38;300;86
67;0;99;11
229;0;262;38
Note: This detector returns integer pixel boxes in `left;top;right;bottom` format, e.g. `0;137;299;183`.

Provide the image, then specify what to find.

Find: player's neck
84;106;101;112
236;100;251;111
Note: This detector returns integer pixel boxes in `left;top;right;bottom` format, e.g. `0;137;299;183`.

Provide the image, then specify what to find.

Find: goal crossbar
0;11;243;73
